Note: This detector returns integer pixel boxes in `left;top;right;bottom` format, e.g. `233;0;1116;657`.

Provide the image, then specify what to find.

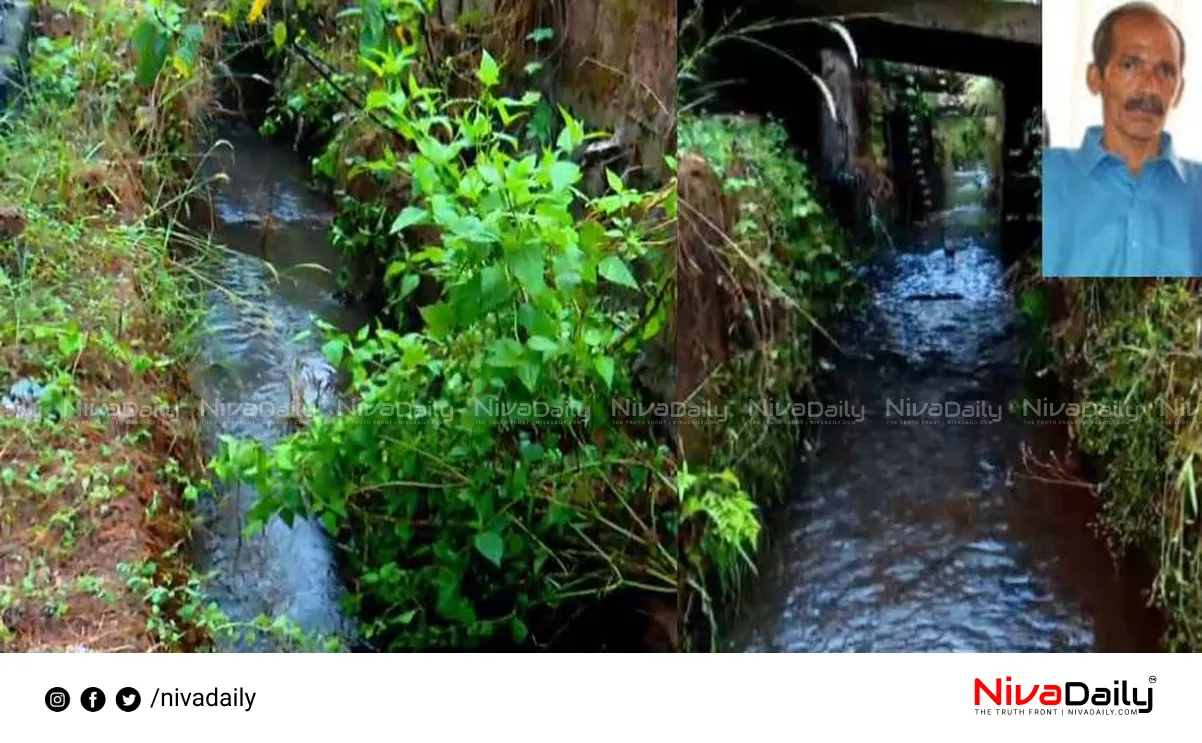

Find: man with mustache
1043;2;1201;277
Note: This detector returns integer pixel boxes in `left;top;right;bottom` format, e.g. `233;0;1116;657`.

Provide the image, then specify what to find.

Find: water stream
178;143;1162;653
187;129;363;650
728;168;1163;652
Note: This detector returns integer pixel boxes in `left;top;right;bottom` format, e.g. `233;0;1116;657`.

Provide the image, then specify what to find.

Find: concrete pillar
1000;76;1041;266
885;98;939;228
818;47;860;180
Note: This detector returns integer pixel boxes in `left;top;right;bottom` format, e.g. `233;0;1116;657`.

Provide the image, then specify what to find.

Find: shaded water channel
187;129;362;650
728;168;1163;652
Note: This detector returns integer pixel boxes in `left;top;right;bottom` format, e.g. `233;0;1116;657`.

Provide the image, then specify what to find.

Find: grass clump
0;0;222;651
1046;278;1202;650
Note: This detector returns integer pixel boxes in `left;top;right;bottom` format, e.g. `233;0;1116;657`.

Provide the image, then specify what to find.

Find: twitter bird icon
116;687;141;712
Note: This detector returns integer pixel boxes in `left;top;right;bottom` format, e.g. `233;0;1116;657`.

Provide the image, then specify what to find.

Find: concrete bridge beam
736;0;1041;46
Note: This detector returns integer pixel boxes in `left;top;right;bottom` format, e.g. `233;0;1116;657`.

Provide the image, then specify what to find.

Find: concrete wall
816;45;880;243
1000;80;1042;264
0;1;32;110
444;0;675;183
818;47;860;180
554;0;676;183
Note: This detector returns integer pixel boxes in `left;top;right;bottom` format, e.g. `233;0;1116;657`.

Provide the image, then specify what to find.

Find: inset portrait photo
1042;0;1202;277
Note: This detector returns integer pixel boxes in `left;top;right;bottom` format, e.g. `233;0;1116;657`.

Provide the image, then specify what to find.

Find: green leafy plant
676;111;862;648
679;114;857;308
131;0;207;86
214;0;676;650
679;466;760;598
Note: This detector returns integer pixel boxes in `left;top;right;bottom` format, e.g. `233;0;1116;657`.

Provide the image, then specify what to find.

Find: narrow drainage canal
727;168;1164;652
187;127;363;650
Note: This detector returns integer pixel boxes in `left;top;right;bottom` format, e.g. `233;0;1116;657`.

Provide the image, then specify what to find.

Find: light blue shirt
1042;126;1202;277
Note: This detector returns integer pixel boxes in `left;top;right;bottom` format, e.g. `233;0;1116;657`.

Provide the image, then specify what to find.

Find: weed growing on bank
1012;110;1200;651
1048;279;1202;650
0;0;222;651
1012;104;1200;650
676;113;862;646
2;0;341;654
213;0;678;650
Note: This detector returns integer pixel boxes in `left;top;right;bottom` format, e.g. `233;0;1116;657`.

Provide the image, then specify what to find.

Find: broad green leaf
576;220;605;254
132;19;169;86
527;336;558;354
598;255;638;290
384;260;405;285
555;125;575;154
594;356;615;389
416;138;452;167
518;304;559;339
399;273;421;300
402;342;429;369
592;194;626;215
273;21;287;49
641;313;664;340
321;338;346;366
517;363;540;393
474;531;505;567
555;106;585;153
486;338;525;368
477;49;500;87
551;247;583;288
479;265;511;310
578;221;605;253
366;89;389;111
509;245;546;297
436;578;476;624
411;246;446;265
174;24;205;77
420;302;455;339
606;168;625;193
549;161;581;192
511;617;529;644
449;282;483;328
390;206;429;234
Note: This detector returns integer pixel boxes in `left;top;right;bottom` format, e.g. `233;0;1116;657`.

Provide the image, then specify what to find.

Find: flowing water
728;168;1163;652
187;129;363;650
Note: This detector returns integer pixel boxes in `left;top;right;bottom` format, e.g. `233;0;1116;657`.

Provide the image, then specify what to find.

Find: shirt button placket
1130;182;1140;258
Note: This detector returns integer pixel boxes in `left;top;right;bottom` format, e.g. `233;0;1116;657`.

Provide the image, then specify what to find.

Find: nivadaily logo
974;676;1154;716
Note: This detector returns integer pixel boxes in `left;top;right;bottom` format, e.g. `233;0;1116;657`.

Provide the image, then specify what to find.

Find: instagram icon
44;687;70;712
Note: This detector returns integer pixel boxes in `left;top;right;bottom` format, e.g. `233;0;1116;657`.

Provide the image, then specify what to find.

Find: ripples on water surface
188;130;362;650
728;170;1161;653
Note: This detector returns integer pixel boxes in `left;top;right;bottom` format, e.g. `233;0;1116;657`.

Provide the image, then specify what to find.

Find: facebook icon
80;687;106;712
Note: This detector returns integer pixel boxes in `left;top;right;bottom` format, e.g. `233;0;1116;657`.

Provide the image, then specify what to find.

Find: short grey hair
1092;2;1185;73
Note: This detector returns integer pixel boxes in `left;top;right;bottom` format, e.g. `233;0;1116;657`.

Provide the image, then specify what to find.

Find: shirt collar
1078;125;1187;182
